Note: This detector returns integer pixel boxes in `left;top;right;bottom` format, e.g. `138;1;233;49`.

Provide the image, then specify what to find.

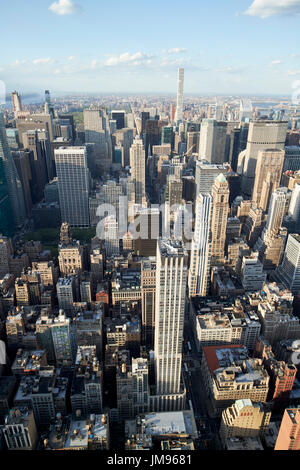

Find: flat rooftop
203;345;246;373
198;313;231;330
143;411;196;437
225;436;264;451
158;239;186;257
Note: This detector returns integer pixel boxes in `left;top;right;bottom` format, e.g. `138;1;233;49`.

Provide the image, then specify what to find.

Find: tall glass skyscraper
0;109;26;233
0;155;14;237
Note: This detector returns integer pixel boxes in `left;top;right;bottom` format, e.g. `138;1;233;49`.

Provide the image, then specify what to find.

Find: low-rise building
12;349;47;377
125;410;197;451
63;414;109;450
202;345;269;415
220;399;271;447
2;408;38;450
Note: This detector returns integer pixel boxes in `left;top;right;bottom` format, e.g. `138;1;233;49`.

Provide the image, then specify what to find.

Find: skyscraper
210;174;229;264
239;99;252;122
83;107;112;173
141;258;156;350
145;119;160;158
254;188;287;270
0;150;14;237
132;357;150;415
130;137;146;204
188;193;212;297
11;91;22;115
195;160;229;196
198;119;216;162
261;188;286;239
22;130;49;203
103;215;119;257
154;239;188;397
276;234;300;294
239;120;288;196
45;90;54;117
161;126;173;147
0;109;26;229
288;183;300;226
186;131;200;156
55;146;90;227
111;110;125;130
252;149;285;211
57;277;75;313
198;119;227;164
175;68;184;123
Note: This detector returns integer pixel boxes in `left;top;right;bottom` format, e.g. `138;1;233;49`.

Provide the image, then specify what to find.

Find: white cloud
104;52;154;67
215;66;244;74
162;48;187;55
91;59;100;69
270;59;282;65
68;56;75;61
49;0;82;15
245;0;300;18
33;57;53;65
288;70;300;76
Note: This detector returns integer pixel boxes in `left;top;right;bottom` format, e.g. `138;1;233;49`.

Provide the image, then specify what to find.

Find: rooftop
203;345;246;373
12;349;46;373
64;415;108;449
143;411;196;437
225;436;264;451
158;238;186;257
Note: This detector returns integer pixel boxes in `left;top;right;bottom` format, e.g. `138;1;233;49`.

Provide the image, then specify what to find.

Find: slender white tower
188;193;213;297
175;68;184;123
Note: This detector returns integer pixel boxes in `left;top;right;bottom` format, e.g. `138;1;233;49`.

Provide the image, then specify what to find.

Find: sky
1;0;300;96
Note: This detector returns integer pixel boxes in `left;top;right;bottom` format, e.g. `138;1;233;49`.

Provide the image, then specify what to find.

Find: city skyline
2;1;300;95
1;0;300;455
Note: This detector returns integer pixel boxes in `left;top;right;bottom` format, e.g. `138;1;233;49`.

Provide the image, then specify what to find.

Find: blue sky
1;0;300;96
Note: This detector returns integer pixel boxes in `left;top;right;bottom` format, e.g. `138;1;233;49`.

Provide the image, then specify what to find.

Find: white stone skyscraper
11;91;22;115
129;137;146;204
55;146;90;227
277;234;300;294
188;193;212;297
175;68;184;123
198;119;216;161
289;183;300;222
154;239;188;407
262;188;286;238
198;119;227;164
103;215;119;257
